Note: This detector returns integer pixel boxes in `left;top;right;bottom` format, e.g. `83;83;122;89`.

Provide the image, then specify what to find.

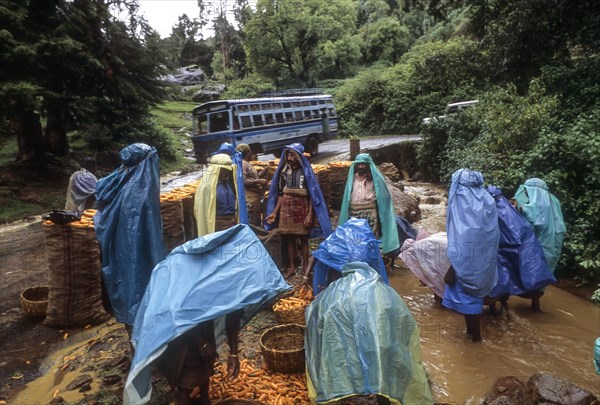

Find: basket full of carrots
272;285;313;325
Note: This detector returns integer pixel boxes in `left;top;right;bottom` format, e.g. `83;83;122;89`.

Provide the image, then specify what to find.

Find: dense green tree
212;7;246;79
244;0;358;86
0;0;171;161
466;0;600;91
361;17;409;64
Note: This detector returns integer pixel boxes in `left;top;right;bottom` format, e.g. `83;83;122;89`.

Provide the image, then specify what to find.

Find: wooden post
349;138;360;161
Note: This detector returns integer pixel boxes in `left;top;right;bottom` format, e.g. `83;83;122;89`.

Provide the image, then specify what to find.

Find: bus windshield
196;111;230;135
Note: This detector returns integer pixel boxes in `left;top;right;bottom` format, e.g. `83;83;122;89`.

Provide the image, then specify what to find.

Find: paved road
161;135;420;191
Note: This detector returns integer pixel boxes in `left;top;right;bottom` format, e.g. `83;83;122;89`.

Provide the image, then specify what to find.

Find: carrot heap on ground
208;359;310;404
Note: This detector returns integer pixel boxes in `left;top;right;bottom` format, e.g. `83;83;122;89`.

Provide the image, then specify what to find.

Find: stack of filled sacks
159;180;201;250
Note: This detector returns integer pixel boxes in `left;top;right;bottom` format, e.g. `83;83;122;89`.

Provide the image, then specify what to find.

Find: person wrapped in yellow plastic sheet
194;153;244;236
305;262;433;405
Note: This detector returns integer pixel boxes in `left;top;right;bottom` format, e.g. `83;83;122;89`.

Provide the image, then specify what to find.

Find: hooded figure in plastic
65;157;98;212
94;143;167;326
194;153;246;236
443;169;499;315
311;217;388;294
513;178;566;272
486;185;556;298
124;224;291;403
305;262;433;405
338;153;399;255
399;232;450;299
211;142;249;225
265;143;332;238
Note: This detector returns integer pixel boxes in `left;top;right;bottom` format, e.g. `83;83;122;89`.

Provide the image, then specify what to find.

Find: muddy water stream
396;183;600;402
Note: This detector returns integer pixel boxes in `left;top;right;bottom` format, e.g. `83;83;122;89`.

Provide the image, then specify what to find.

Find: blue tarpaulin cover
311;217;387;294
445;169;499;298
395;215;417;247
305;262;433;404
94;143;167;325
513;178;566;272
124;224;291;403
487;186;556;297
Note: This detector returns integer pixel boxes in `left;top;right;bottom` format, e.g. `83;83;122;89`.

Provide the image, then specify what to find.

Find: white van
422;100;479;125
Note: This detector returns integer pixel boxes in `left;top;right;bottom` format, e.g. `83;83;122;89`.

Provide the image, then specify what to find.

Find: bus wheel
305;136;319;157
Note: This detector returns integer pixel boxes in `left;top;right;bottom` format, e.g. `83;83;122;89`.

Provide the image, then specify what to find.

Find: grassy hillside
0;101;199;223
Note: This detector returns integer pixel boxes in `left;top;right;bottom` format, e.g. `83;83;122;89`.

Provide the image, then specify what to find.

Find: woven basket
273;301;306;325
20;286;49;318
260;324;305;373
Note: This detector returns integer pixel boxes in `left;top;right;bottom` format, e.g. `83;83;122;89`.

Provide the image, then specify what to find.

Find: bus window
329;109;337;117
238;105;249;112
312;110;320;118
210;112;229;132
303;110;312;119
275;113;284;123
294;111;303;121
253;114;264;126
241;116;252;128
273;103;281;109
197;115;208;134
261;103;271;110
250;104;260;111
264;113;274;124
301;101;310;107
285;112;294;122
283;102;291;108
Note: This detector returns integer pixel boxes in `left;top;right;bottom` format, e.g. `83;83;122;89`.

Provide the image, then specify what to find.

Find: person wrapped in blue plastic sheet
595;337;600;375
94;143;167;327
305;262;433;404
124;224;292;404
513;178;566;272
486;186;556;311
300;217;388;294
338;153;400;255
265;143;332;276
443;169;499;341
194;153;247;236
210;142;249;225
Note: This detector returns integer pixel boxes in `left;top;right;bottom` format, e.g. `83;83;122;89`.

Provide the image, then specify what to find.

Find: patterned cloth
349;200;380;237
279;188;310;235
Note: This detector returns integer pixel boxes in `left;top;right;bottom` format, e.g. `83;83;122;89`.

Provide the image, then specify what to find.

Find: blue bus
191;94;338;163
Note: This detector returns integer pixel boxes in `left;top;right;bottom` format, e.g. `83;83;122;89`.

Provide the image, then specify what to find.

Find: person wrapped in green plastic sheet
338;153;399;256
305;262;433;405
513;178;566;272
